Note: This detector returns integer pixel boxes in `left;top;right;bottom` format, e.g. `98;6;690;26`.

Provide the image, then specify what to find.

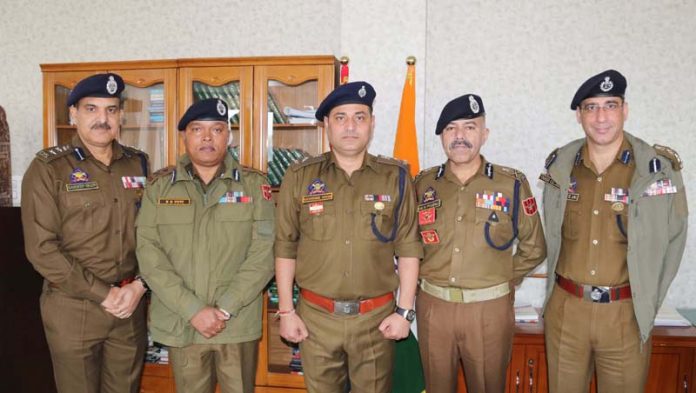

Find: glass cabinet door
112;68;177;171
179;66;253;166
253;65;335;186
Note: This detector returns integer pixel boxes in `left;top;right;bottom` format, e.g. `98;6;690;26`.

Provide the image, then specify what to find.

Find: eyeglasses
580;102;623;114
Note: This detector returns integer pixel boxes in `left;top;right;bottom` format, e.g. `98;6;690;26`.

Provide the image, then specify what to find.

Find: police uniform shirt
556;138;635;287
22;135;147;303
275;152;423;299
415;157;546;289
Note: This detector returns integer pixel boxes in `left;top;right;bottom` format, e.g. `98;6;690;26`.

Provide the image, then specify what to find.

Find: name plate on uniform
302;193;334;204
65;182;99;192
158;198;191;205
417;200;441;211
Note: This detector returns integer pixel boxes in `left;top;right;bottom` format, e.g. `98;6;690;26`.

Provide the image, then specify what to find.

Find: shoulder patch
375;155;408;169
545;148;559;170
414;165;439;183
289;153;327;171
653;144;683;170
148;166;176;183
35;144;73;162
497;165;527;182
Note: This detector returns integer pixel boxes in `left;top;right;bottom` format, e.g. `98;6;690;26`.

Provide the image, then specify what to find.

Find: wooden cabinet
453;323;696;393
41;56;337;175
41;56;338;393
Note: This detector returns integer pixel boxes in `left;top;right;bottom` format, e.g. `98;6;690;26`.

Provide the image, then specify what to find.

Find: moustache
91;122;111;130
449;139;473;149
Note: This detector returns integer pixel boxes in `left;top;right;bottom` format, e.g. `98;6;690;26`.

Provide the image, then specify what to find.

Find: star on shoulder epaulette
148;166;176;184
36;144;73;162
497;165;527;182
544;148;559;170
414;165;440;183
375;155;408;169
653;144;683;170
290;154;327;171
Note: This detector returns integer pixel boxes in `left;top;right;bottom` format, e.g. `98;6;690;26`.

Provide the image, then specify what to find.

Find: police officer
274;81;422;393
415;94;546;393
136;99;275;393
541;70;689;393
21;73;149;393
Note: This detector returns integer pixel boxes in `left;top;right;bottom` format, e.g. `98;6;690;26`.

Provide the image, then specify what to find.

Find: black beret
570;69;627;110
315;81;376;121
67;73;125;107
178;99;229;131
435;94;485;135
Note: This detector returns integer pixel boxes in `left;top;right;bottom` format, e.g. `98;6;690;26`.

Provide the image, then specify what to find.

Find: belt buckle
333;300;360;315
584;285;610;303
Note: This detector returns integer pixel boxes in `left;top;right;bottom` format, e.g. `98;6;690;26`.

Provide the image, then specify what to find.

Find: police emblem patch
217;100;226;116
523;196;538;216
422;187;438;203
418;207;436;225
599;76;613;92
358;85;367;98
302;179;333;204
261;184;272;201
469;95;480;114
106;76;118;95
420;229;440;244
70;168;90;183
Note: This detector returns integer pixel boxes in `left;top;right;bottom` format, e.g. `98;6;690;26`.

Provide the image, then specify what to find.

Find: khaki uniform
275;152;423;393
21;135;148;393
414;158;546;393
541;132;689;393
136;152;275;393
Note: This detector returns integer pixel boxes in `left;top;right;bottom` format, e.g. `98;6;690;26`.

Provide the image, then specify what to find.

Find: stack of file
283;106;317;125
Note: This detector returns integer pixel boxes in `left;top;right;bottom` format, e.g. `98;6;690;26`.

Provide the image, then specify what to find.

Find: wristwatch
395;306;416;322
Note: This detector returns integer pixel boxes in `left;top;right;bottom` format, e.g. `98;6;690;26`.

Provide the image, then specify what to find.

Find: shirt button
597;176;603;182
460;186;465;191
454;247;461;253
450;277;456;283
344;272;349;277
457;216;463;222
590;270;596;276
114;198;119;203
345;240;351;245
593;209;599;215
592;239;599;245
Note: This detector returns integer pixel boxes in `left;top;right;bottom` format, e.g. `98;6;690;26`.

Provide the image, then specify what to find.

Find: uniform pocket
215;203;253;221
360;200;396;240
61;190;106;233
562;206;582;240
473;208;513;248
299;202;336;241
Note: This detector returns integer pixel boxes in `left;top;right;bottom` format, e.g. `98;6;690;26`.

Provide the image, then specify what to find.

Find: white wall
1;0;694;308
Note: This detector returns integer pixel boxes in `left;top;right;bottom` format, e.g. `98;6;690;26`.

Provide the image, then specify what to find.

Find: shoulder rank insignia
653;144;682;170
290;153;327;172
544;148;559;169
539;173;560;189
375;155;409;169
414;165;440;183
149;166;176;184
36;144;73;162
497;165;526;182
484;162;494;179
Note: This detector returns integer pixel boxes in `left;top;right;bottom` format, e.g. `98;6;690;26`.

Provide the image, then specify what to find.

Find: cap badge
469;95;480;114
216;99;226;116
358;85;367;98
106;76;118;95
599;76;614;92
